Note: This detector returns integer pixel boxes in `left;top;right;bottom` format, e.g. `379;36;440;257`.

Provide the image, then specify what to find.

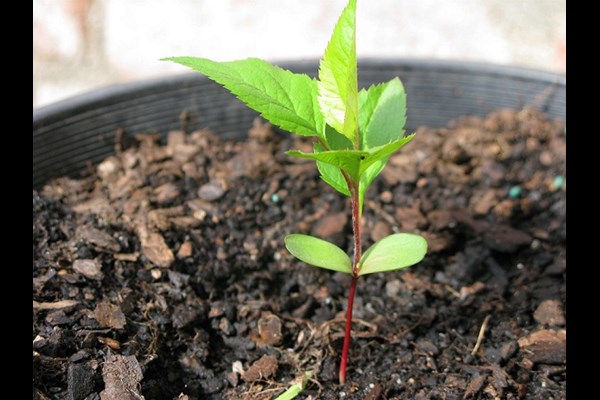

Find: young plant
163;0;427;385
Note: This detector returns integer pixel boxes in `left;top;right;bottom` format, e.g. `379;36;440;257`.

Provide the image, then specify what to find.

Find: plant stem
339;181;362;385
339;276;357;385
350;186;361;276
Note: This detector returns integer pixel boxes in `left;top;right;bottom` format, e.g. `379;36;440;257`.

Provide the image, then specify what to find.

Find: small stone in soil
257;312;283;346
533;300;565;326
76;226;120;252
167;270;190;289
209;302;227;319
197;182;225;201
242;355;278;383
385;279;401;298
521;358;535;370
225;371;239;387
167;130;185;148
517;329;566;364
498;341;518;362
553;175;564;189
371;221;392;242
395;207;428;231
72;259;103;281
248;118;274;142
232;361;244;375
311;212;348;242
544;257;566;276
33;335;47;350
150;269;162;279
154;182;180;204
380;190;393;203
463;374;487;399
539;150;554;166
67;362;95;400
97;156;121;180
69;350;89;363
100;353;144;400
473;190;497;215
493;199;515;219
508;185;522;199
46;310;70;326
426;210;454;231
93;302;126;330
98;336;121;350
138;227;174;268
363;382;383;400
416;339;439;355
172;303;205;329
422;231;454;253
483;224;532;253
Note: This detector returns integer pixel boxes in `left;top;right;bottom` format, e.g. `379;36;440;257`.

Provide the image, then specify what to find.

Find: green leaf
284;234;352;275
286;148;365;182
313;125;353;198
324;124;353;150
358;233;427;276
287;134;415;183
354;79;409;208
358;157;387;212
274;371;313;400
360;134;415;175
317;0;358;144
315;143;351;197
358;78;407;149
162;57;324;139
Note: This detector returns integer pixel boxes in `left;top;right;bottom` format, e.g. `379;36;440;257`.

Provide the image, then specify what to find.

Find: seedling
163;0;427;385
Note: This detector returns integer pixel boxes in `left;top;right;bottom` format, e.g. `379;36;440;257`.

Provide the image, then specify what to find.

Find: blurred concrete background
33;0;566;108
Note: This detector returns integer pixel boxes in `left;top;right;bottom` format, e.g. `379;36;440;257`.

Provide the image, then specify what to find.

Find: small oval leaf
358;233;427;276
285;234;352;274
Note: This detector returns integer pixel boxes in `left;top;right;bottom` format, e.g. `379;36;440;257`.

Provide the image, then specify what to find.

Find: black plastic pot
33;59;565;189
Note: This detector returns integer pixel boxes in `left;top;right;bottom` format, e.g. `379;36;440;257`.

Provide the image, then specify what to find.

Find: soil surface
33;108;566;400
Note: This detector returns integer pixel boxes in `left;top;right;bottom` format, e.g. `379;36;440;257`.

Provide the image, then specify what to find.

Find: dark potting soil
33;108;566;400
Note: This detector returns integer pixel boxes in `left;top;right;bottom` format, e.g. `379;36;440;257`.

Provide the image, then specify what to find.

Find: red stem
338;181;362;385
339;276;358;384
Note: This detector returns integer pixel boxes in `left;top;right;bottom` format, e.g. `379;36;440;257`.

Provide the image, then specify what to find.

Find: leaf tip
160;56;181;62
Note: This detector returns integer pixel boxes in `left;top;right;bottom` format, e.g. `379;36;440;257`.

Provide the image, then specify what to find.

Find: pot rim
33;57;565;122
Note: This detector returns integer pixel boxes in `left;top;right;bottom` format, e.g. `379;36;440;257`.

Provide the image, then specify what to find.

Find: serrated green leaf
358;233;427;276
162;57;324;139
317;160;350;197
358;78;407;149
287;134;415;183
315;143;351;197
286;148;365;182
285;234;352;274
324;124;353;150
360;134;415;175
317;0;358;144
